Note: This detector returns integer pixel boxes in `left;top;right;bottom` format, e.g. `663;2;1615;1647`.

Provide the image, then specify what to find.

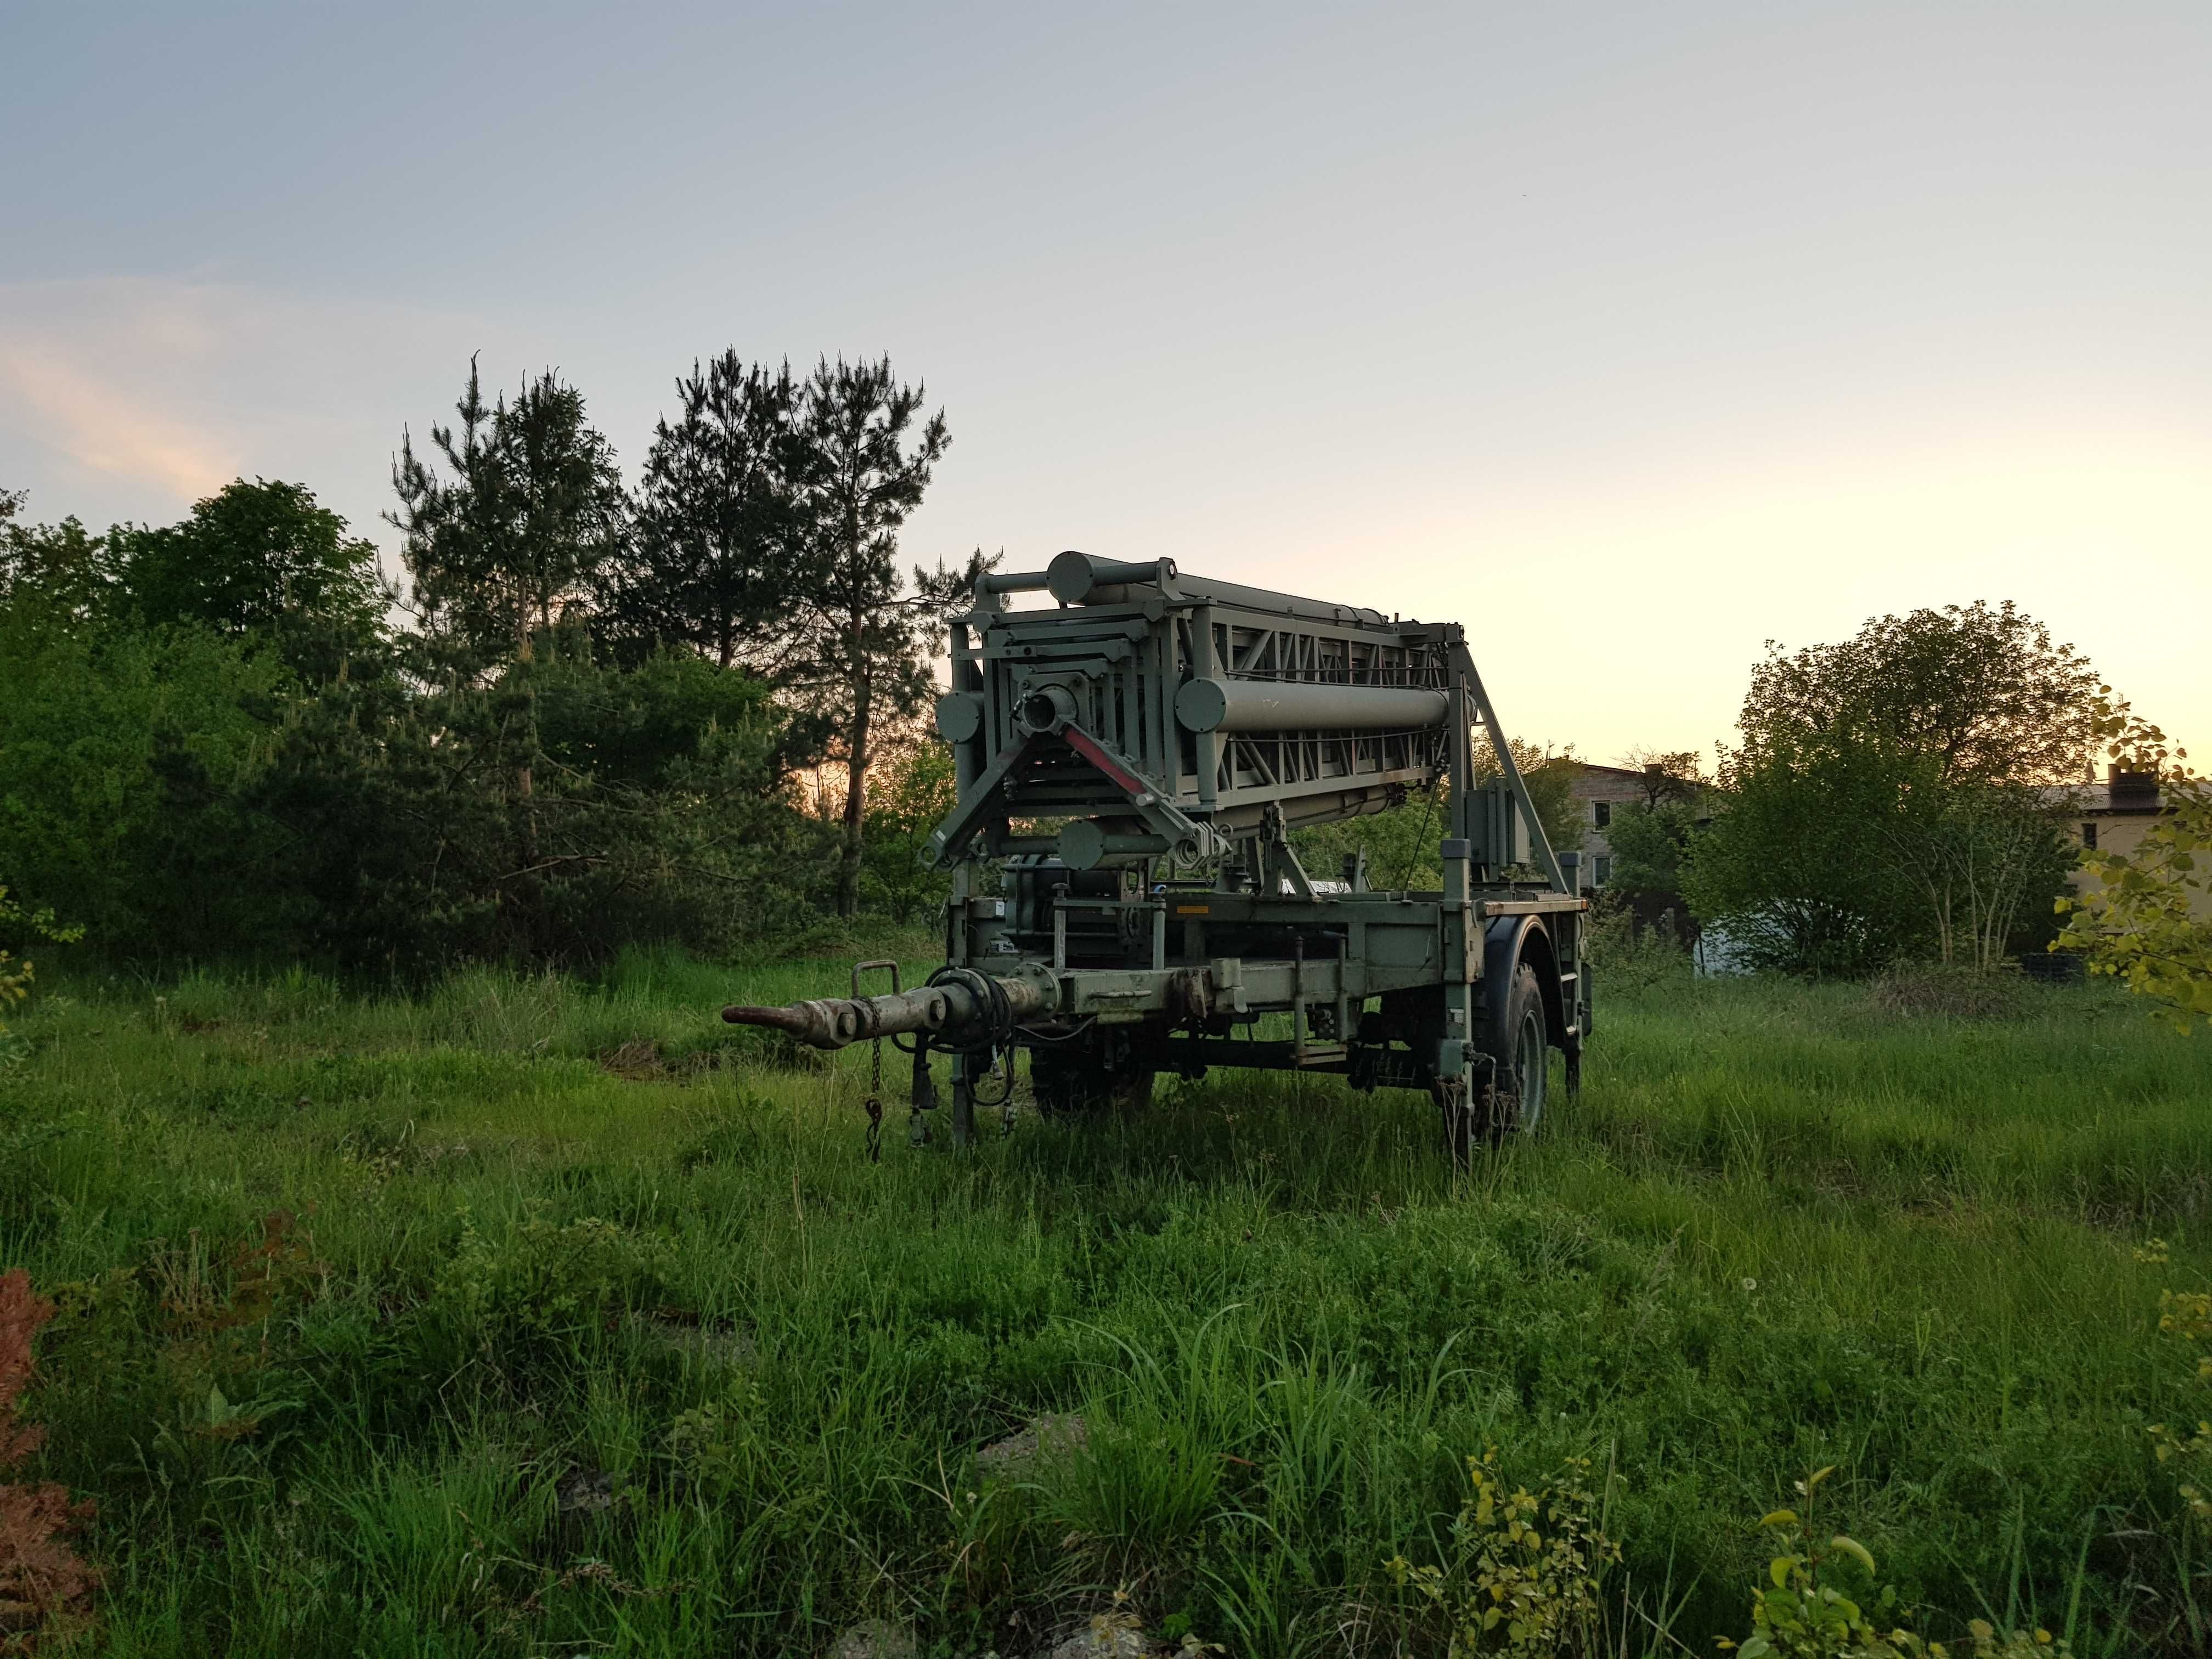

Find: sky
4;2;2207;766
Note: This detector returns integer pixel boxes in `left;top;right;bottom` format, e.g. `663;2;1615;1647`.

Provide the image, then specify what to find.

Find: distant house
1565;762;1709;891
2051;767;2212;923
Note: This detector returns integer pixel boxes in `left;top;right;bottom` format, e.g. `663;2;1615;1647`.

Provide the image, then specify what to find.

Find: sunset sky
4;2;2207;766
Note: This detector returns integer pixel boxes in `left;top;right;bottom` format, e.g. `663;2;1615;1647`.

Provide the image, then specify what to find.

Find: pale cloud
0;276;264;507
0;337;238;500
0;276;520;550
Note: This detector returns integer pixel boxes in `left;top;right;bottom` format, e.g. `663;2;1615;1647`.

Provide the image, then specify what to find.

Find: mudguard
1482;914;1565;1054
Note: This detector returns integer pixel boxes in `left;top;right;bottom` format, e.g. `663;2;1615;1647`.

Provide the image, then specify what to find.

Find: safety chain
851;960;900;1164
864;1024;884;1164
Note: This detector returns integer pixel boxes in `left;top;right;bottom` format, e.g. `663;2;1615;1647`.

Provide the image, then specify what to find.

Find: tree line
0;352;974;974
1291;599;2123;982
1603;600;2100;977
9;359;2196;1002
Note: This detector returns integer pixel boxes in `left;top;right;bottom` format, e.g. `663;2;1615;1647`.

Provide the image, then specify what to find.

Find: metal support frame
1448;640;1567;892
732;552;1590;1165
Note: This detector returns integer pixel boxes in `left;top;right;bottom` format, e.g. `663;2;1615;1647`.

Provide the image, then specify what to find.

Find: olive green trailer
724;551;1589;1162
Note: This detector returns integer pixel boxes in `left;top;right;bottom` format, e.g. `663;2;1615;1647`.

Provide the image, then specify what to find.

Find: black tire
1029;1048;1094;1120
1111;1069;1155;1112
1030;1044;1153;1120
1483;962;1548;1139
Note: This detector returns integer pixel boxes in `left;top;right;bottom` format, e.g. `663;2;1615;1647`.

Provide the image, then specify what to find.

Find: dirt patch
633;1311;759;1370
1040;1621;1146;1658
976;1414;1087;1478
598;1039;665;1079
555;1466;625;1514
833;1618;917;1659
1869;966;2035;1020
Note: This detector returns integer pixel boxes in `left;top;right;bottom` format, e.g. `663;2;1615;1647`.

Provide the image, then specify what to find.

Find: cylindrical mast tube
1043;550;1390;628
1046;552;1169;603
1175;677;1449;734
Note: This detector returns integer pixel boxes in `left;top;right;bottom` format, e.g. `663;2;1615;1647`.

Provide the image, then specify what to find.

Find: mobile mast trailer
724;551;1590;1162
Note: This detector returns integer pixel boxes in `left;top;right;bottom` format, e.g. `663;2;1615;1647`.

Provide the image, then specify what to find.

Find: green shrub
1584;904;1693;996
432;1208;673;1364
1721;1468;2073;1658
1385;1448;1619;1655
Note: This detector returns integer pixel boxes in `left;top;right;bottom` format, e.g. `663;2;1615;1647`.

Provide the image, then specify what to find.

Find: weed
1720;1467;2073;1658
1584;905;1693;996
1385;1448;1618;1655
2149;1287;2212;1528
667;1379;769;1493
433;1206;673;1365
0;1270;97;1650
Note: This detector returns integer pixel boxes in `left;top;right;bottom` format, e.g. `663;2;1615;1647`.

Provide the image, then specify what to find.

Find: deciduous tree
110;478;389;682
0;493;115;633
1291;740;1583;891
1606;798;1702;901
1742;601;2100;787
1879;776;2073;972
1616;746;1705;808
1697;602;2095;975
860;731;958;925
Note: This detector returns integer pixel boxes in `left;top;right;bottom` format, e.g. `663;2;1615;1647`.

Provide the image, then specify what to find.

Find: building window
1593;855;1612;886
1593;801;1611;828
2081;821;2097;850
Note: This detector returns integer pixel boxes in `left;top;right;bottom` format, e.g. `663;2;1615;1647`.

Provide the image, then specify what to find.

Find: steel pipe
1016;683;1080;734
1175;676;1449;734
722;965;1057;1050
1047;551;1170;604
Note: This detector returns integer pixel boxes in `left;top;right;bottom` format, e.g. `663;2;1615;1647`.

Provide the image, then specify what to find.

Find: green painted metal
724;554;1591;1161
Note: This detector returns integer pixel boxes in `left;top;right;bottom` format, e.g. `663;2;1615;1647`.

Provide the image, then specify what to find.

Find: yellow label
1175;905;1210;916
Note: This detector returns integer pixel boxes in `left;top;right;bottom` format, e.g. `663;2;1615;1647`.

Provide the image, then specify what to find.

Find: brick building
2049;768;2212;923
1565;761;1709;891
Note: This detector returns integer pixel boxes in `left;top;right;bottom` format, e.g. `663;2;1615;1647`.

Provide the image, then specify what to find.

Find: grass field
1;947;2208;1656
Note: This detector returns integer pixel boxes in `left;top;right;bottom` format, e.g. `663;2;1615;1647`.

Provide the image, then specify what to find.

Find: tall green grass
1;949;2207;1655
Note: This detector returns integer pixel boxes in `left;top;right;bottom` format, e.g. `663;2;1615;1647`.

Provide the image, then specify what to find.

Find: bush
1685;734;1929;978
1584;903;1694;996
1385;1448;1619;1655
0;616;298;963
0;1270;99;1646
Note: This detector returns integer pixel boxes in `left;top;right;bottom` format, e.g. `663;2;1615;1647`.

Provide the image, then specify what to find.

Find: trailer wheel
1030;1043;1153;1119
1486;962;1548;1139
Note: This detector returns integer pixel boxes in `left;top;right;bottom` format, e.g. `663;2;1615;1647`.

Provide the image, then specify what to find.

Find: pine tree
783;356;953;921
618;353;804;670
387;357;626;673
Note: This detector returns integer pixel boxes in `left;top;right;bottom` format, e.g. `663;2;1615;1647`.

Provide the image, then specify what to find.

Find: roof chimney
2108;764;2160;808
